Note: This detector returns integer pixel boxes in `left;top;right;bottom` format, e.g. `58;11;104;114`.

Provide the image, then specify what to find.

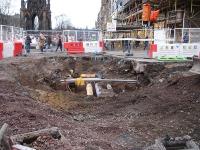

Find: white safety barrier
152;43;200;58
3;41;14;58
63;29;104;54
156;44;180;57
0;25;23;60
181;44;200;57
83;41;103;53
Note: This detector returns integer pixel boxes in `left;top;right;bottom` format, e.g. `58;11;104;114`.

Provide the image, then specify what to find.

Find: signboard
107;22;116;32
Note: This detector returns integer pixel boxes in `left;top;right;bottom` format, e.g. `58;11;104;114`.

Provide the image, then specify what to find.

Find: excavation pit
12;56;140;111
0;54;200;149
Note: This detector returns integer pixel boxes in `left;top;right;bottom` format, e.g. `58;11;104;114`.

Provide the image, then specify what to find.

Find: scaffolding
114;0;200;30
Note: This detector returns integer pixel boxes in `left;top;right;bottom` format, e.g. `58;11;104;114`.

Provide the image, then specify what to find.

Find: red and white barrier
0;40;3;60
0;40;23;60
64;42;84;54
64;41;104;54
149;43;200;58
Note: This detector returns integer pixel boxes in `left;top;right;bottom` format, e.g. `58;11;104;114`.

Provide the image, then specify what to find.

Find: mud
0;55;199;149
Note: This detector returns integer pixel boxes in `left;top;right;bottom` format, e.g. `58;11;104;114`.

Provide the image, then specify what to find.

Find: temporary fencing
63;30;103;54
152;28;200;59
104;28;200;60
0;25;23;59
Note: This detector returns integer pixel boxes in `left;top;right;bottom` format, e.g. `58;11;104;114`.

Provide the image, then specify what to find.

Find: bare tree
0;0;12;15
55;14;74;30
0;0;11;25
0;0;20;26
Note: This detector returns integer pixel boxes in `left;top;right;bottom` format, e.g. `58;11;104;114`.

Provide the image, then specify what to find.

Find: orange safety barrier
64;42;84;54
148;44;157;58
142;3;151;21
14;41;23;57
0;41;3;60
150;10;160;22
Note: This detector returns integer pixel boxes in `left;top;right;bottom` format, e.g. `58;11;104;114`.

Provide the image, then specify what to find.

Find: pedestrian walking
183;32;189;43
135;35;140;48
144;36;149;50
47;36;52;49
25;35;32;54
144;36;149;57
39;33;46;52
111;41;114;51
56;35;63;52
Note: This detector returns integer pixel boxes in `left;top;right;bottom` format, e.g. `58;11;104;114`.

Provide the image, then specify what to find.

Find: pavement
21;48;192;64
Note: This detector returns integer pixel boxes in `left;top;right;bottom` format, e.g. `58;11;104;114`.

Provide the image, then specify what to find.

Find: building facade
97;0;200;31
96;0;112;31
20;0;52;30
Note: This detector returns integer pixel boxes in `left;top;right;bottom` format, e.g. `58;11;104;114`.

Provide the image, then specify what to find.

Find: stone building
96;0;112;31
117;0;200;29
20;0;52;30
97;0;200;31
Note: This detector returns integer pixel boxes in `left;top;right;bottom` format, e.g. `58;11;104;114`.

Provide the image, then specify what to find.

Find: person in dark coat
47;36;52;49
183;32;189;43
25;35;32;54
56;35;62;52
144;36;149;50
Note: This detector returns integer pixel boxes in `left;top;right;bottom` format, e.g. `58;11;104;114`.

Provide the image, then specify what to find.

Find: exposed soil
0;54;199;150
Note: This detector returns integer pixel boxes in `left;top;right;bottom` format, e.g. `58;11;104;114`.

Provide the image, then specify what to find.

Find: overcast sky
12;0;101;29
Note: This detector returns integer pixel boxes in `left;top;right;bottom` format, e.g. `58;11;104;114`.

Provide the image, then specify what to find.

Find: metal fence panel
63;30;100;42
0;25;23;42
23;30;63;51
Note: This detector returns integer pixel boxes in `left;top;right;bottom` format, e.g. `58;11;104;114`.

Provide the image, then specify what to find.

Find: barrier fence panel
103;29;175;51
63;30;103;54
104;28;200;59
0;25;23;59
151;28;200;59
174;28;200;44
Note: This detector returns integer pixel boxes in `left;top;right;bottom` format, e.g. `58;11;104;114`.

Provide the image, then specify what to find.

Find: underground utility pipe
61;78;138;83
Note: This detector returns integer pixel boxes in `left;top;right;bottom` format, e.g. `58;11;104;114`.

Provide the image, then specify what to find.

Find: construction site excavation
0;54;199;150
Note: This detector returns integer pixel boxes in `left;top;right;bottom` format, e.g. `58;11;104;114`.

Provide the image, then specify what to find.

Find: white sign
154;43;200;58
107;22;116;32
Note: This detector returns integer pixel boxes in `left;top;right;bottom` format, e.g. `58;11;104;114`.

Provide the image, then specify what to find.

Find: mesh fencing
174;28;200;44
63;30;101;42
0;25;23;42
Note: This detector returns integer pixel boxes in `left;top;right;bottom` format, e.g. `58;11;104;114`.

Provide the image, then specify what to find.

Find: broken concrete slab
95;83;115;98
145;135;200;150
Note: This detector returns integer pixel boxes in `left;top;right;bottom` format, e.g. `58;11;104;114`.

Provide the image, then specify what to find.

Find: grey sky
12;0;101;29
